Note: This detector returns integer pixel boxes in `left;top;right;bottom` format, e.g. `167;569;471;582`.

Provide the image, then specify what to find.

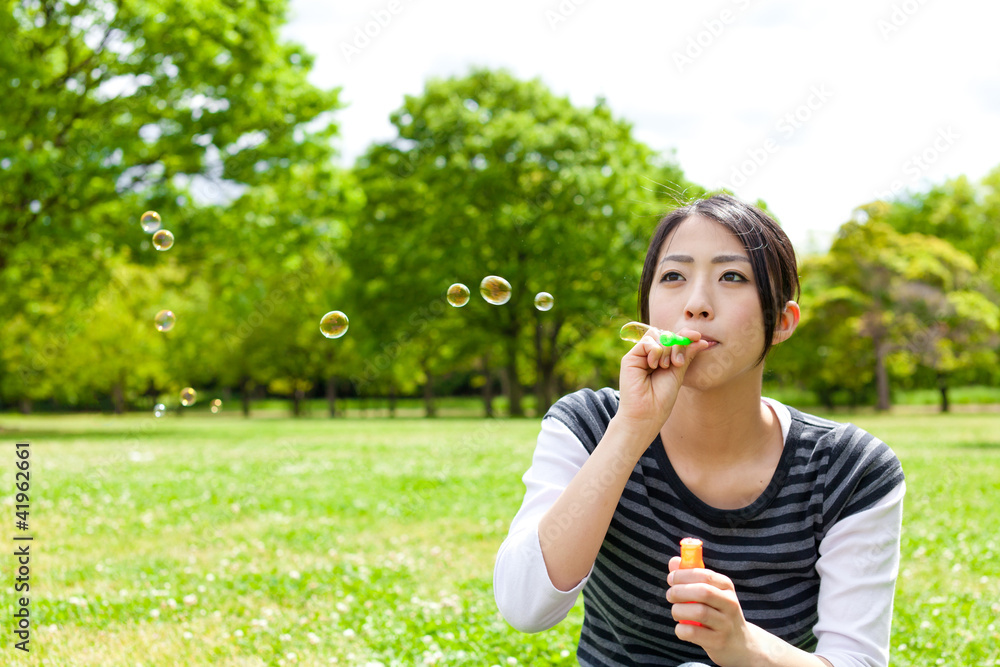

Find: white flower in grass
183;594;198;606
342;629;356;639
280;633;292;641
183;632;193;640
289;570;301;579
286;652;298;661
307;632;320;644
149;609;160;619
234;629;244;637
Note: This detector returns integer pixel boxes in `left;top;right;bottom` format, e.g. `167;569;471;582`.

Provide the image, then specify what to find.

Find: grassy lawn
1;408;997;666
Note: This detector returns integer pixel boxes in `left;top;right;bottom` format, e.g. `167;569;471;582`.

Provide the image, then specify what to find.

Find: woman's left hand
666;556;767;666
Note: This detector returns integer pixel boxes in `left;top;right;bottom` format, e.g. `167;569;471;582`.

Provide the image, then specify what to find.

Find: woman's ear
772;300;800;345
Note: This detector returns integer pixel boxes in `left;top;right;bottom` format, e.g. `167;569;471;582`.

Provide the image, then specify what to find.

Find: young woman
494;194;905;667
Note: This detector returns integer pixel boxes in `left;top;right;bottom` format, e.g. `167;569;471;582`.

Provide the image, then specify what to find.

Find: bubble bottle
678;537;704;627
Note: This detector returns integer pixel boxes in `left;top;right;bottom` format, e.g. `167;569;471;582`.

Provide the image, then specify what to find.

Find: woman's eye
660;271;683;282
721;271;747;282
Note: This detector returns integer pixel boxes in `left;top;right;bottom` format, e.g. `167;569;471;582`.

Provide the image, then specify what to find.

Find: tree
350;67;698;416
0;0;344;411
802;205;998;411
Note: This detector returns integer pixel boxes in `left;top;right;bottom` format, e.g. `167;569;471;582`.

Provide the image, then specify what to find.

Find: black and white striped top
494;388;906;667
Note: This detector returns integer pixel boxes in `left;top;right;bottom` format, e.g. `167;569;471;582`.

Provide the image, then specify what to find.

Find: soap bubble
154;310;175;332
210;399;222;414
140;211;162;233
619;321;653;343
447;283;470;307
320;311;349;339
153;403;166;418
180;387;197;407
152;229;174;251
480;276;511;305
534;292;554;311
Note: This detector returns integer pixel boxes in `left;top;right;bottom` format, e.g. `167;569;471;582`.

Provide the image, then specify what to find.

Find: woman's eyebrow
659;253;751;266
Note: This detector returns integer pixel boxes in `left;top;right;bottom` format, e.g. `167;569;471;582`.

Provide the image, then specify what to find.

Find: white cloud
282;0;1000;252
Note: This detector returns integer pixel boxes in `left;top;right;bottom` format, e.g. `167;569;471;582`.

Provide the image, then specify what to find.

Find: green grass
1;409;997;666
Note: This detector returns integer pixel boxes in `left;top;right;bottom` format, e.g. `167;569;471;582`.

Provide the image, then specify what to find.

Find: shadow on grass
953;441;1000;450
1;428;193;443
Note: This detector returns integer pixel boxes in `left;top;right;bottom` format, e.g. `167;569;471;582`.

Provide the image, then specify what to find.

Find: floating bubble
154;310;175;332
480;276;511;305
210;399;222;414
534;292;554;311
447;283;470;307
320;311;349;339
140;211;162;233
153;403;166;418
619;321;653;343
180;387;197;407
152;229;174;251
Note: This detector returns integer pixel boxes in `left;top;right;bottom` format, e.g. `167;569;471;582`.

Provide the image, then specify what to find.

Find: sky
281;0;1000;253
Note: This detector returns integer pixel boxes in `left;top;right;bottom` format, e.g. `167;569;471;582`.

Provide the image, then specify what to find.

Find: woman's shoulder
543;387;619;453
783;405;905;521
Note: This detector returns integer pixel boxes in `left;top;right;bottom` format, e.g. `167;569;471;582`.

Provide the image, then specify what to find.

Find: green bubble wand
619;321;691;347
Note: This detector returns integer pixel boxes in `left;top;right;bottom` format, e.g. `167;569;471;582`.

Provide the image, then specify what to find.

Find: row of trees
2;1;998;416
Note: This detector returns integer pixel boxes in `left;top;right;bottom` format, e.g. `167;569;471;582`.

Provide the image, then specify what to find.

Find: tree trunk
292;384;304;417
18;398;32;415
505;337;524;417
388;384;397;417
422;363;436;417
240;375;251;417
534;320;563;416
937;373;950;413
326;376;337;418
874;335;891;411
482;354;494;418
112;371;125;415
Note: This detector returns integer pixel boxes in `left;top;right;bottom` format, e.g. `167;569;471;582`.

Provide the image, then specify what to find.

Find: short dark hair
637;193;800;364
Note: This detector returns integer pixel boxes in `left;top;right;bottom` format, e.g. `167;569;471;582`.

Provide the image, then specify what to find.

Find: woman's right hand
615;327;711;442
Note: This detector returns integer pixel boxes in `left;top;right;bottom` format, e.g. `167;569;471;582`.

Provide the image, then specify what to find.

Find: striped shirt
494;388;905;666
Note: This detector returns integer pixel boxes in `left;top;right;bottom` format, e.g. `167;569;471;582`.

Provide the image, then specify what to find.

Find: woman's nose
683;284;714;320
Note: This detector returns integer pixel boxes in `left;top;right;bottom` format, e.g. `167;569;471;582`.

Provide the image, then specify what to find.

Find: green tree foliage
349;68;697;416
0;0;346;412
785;205;999;411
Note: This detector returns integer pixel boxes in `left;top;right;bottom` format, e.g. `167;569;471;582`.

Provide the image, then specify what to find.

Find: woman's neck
660;377;776;465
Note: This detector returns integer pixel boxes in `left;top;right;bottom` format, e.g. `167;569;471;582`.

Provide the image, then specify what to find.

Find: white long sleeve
813;480;906;667
493;417;591;632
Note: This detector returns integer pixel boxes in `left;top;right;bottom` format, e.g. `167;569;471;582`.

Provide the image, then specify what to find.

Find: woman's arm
812;480;906;667
493;417;593;632
538;331;708;591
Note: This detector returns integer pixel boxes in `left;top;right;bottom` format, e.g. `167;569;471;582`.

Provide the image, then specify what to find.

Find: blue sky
282;0;1000;253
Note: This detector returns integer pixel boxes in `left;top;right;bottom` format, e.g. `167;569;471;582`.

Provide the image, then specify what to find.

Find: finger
643;334;665;369
670;600;712;627
668;569;736;592
667;556;681;573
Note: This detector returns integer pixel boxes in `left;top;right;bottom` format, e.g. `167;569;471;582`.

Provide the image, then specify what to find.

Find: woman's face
648;215;768;389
